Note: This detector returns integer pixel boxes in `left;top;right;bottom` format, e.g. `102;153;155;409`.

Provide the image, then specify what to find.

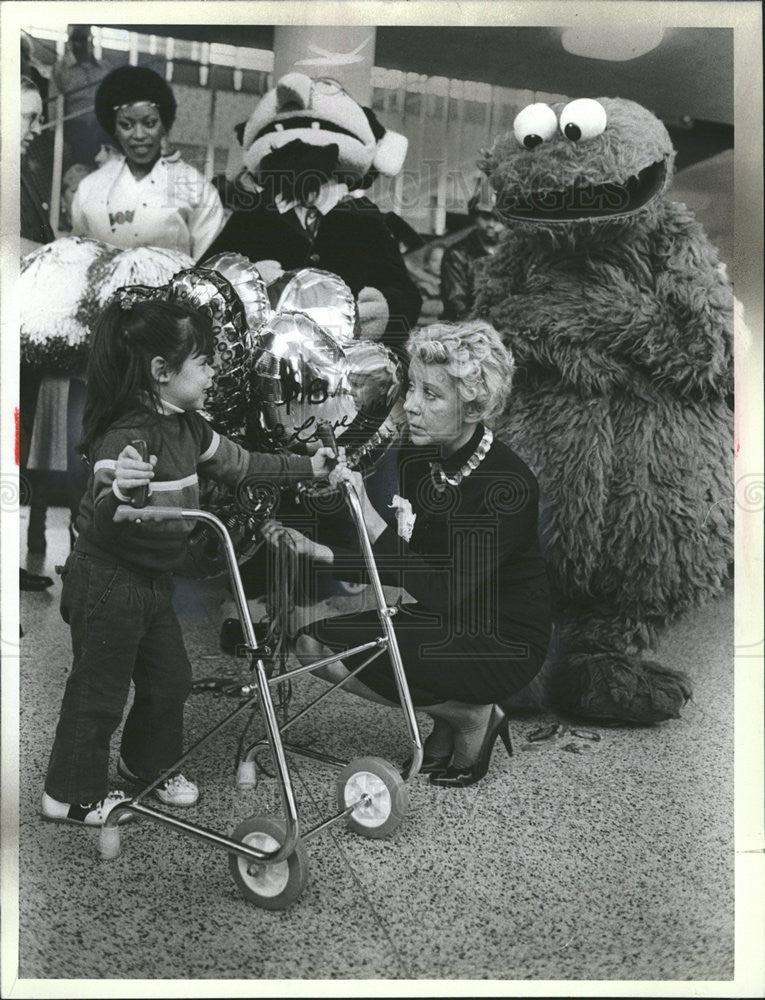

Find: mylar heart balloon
267;268;360;346
203;252;272;332
250;310;358;450
165;267;253;440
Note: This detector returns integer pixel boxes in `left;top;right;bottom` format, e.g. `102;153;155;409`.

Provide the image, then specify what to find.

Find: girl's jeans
45;551;192;804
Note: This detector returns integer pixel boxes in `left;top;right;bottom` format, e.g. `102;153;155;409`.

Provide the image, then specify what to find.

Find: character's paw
255;259;285;284
559;651;692;725
357;286;389;341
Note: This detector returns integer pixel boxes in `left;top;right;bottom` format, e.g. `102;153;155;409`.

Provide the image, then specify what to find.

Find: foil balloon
165;267;253;441
251;310;357;450
250;311;404;469
203;252;272;332
340;340;404;467
267;268;360;346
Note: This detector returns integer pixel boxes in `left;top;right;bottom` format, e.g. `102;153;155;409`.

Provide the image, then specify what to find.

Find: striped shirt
75;404;312;575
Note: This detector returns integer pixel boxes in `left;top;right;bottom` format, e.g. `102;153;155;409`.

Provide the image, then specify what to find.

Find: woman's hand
357;286;389;341
115;444;156;495
260;520;334;564
329;461;388;543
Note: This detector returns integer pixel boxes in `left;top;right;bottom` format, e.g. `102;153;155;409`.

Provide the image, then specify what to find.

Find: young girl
41;298;332;826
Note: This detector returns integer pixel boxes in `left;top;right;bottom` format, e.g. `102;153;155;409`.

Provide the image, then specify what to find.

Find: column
272;26;377;106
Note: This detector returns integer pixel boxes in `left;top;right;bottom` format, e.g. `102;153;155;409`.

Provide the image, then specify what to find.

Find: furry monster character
475;97;733;724
203;73;421;350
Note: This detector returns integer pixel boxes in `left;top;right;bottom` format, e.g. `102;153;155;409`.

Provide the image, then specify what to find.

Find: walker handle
114;504;187;523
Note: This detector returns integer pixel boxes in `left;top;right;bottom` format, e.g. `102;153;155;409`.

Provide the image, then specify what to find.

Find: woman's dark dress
308;424;552;706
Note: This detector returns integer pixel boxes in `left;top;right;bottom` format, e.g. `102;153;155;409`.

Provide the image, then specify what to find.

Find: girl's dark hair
80;298;214;454
95;66;177;135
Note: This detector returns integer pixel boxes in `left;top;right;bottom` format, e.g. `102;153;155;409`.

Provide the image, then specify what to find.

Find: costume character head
235;72;407;202
485;97;674;228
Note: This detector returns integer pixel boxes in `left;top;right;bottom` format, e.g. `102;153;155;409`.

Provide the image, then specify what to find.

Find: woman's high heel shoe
430;705;512;788
402;750;452;775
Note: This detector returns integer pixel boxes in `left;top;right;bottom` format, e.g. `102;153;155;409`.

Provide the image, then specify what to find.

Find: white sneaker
117;757;199;807
41;790;134;826
153;773;199;807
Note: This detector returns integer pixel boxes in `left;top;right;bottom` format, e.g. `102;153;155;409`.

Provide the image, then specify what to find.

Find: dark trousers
45;552;192;804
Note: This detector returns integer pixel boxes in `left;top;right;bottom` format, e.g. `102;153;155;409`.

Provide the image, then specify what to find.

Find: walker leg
98;824;121;860
236;758;258;790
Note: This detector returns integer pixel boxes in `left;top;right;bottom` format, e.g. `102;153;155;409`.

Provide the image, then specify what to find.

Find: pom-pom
20;237;194;373
95;246;194;310
372;131;408;176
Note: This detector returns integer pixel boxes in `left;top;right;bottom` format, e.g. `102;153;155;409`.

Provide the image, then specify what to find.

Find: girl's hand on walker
260;520;333;564
310;446;339;479
115;443;156;494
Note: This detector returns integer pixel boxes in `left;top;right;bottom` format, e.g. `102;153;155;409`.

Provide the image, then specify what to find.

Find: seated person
262;320;552;788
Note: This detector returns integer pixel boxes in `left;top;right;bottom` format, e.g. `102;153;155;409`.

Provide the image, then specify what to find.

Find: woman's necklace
429;426;493;491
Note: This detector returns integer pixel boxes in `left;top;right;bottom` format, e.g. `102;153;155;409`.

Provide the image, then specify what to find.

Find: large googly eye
513;103;558;150
559;99;607;142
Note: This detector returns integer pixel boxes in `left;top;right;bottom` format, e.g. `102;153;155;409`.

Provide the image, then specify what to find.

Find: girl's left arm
195;418;330;487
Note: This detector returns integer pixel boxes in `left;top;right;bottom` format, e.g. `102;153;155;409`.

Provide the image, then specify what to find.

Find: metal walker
100;472;423;910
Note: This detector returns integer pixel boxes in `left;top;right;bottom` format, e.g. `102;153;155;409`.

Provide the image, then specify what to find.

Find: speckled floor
11;506;736;987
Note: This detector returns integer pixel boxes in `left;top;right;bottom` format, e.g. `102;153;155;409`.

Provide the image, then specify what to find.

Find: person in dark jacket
202;192;421;352
20;75;55;249
440;186;506;321
262;320;552;788
200;72;421;353
19;75;56;592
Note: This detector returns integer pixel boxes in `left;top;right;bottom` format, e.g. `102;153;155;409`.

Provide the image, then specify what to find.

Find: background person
49;24;113;170
71;65;225;258
20;76;54;251
263;320;552;788
19;76;56;588
440;184;506;321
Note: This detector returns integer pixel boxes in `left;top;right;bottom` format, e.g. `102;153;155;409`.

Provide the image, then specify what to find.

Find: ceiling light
561;26;665;62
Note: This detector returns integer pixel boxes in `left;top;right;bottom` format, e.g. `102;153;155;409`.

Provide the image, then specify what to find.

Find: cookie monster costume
474;97;734;724
202;72;421;351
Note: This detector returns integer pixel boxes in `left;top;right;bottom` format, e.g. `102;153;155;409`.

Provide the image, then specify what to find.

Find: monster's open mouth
498;158;667;222
255;116;362;144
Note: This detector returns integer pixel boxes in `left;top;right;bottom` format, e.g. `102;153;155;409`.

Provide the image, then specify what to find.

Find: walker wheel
337;756;409;839
228;815;308;909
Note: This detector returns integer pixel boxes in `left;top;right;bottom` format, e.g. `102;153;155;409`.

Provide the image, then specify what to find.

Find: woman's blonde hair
406;319;515;424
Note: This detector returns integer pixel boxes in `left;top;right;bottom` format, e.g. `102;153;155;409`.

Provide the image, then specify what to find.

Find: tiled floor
8;506;746;990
